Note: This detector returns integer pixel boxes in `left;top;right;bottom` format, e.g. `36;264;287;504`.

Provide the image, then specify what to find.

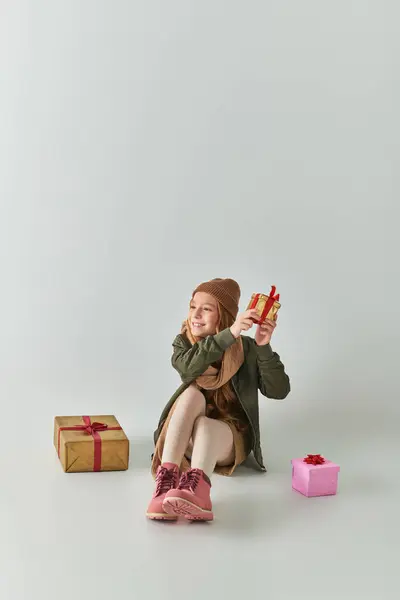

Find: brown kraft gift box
54;415;129;473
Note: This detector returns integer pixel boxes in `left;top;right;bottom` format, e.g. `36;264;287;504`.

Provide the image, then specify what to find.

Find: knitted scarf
180;307;245;423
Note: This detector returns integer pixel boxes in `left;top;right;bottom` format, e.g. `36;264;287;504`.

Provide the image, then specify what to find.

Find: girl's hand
230;310;259;338
255;317;277;346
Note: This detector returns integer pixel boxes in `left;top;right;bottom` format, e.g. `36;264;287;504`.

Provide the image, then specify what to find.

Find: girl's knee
176;384;206;414
193;416;232;444
192;415;215;437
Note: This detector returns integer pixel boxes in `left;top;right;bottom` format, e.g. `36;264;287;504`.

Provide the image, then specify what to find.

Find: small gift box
291;454;340;497
246;285;281;324
54;415;129;473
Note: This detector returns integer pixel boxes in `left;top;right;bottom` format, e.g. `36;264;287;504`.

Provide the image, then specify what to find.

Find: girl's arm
255;343;290;399
171;329;237;383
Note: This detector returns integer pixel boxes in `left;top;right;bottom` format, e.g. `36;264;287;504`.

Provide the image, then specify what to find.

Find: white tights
161;384;234;478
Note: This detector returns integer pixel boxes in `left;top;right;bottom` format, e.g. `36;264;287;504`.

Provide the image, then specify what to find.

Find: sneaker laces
155;466;177;496
178;469;202;492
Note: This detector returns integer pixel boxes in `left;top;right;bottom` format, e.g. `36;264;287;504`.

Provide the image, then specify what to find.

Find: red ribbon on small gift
57;416;122;471
249;285;280;324
303;454;326;465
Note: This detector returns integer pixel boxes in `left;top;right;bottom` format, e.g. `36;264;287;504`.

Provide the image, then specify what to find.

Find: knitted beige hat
192;278;241;319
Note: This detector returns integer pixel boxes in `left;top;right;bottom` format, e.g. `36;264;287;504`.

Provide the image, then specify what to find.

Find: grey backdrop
1;2;398;600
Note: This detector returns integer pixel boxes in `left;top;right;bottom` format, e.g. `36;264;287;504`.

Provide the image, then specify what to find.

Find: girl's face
189;292;220;338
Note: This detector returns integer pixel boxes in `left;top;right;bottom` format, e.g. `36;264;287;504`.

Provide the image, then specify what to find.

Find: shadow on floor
128;435;154;470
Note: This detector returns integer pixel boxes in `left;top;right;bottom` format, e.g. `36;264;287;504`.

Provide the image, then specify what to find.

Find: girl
146;277;290;521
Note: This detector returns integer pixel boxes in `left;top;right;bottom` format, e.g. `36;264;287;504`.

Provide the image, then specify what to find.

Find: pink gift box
291;456;340;497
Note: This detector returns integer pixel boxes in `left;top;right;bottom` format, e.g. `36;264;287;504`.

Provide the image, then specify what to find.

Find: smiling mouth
192;322;205;328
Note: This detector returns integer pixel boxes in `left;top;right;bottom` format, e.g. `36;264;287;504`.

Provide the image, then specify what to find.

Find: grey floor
2;397;398;600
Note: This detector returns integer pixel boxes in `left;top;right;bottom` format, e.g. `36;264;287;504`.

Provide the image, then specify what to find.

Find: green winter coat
153;328;291;472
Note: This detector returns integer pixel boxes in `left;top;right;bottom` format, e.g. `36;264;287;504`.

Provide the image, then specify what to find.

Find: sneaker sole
163;497;214;521
146;512;177;521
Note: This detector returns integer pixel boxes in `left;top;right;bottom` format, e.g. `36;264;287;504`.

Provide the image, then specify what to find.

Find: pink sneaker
163;468;214;521
146;463;180;520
